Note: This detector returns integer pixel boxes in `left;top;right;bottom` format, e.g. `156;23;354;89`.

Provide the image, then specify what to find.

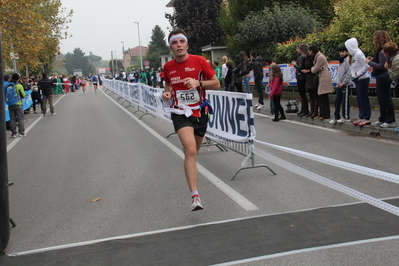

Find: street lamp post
134;22;143;70
120;41;126;70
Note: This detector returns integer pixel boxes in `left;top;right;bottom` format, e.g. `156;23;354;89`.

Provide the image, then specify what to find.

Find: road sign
144;60;150;66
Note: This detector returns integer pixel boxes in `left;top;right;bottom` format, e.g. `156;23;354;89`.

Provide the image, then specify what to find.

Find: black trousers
318;93;330;119
272;95;285;119
254;77;264;104
297;79;308;113
376;75;395;123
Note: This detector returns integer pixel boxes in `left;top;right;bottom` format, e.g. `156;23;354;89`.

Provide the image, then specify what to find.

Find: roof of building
166;0;174;7
127;46;148;57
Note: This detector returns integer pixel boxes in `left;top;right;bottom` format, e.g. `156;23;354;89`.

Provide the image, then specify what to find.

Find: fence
102;79;399;218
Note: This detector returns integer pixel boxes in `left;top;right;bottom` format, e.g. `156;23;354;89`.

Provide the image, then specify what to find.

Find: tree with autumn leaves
0;0;72;74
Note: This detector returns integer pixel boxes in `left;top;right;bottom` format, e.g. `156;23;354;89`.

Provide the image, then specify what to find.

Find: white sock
191;190;199;198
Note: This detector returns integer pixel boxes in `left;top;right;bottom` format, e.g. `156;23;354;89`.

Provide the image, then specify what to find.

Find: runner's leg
177;126;200;192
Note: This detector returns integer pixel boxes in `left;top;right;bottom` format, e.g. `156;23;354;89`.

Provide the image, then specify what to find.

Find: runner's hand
162;92;171;102
184;78;199;89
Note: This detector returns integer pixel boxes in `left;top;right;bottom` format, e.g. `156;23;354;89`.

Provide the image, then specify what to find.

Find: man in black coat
250;51;265;109
38;73;56;116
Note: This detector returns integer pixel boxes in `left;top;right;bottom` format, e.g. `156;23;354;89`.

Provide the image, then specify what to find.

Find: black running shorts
171;108;209;137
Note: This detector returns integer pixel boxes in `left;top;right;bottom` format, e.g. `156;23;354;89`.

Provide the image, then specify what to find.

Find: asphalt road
2;85;399;265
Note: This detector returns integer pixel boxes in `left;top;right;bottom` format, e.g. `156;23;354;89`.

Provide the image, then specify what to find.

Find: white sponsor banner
103;80;255;143
207;91;256;143
252;61;379;88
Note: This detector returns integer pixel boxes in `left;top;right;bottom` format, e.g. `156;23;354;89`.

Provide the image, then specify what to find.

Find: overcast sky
60;0;172;61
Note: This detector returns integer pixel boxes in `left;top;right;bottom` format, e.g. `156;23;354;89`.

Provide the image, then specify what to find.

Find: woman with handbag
309;44;333;120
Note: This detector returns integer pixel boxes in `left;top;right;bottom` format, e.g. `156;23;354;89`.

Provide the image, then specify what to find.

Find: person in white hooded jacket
344;38;372;126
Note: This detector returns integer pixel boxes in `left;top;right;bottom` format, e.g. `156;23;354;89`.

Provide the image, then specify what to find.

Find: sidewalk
252;96;399;141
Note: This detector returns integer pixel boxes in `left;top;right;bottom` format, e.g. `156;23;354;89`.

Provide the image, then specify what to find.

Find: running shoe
191;196;203;211
51;113;57;116
358;119;371;126
11;134;17;138
371;120;383;127
254;103;261;107
394;127;399;132
256;105;265;110
380;122;396;128
19;133;26;137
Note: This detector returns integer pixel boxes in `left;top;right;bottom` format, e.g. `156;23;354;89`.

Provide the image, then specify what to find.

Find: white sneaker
51;113;57;116
371;120;382;127
19;133;26;137
337;118;351;123
191;196;203;211
329;118;337;125
256;105;265;110
380;122;396;128
254;103;261;107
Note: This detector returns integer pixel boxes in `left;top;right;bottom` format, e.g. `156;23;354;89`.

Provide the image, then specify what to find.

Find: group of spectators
5;72;103;137
210;30;399;130
293;30;398;131
112;68;165;88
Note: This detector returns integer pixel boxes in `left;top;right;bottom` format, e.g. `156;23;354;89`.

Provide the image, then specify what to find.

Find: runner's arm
184;75;220;90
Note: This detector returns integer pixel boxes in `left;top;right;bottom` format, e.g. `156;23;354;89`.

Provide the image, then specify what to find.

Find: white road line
11;195;399;257
211;235;399;265
100;88;259;212
7;94;66;152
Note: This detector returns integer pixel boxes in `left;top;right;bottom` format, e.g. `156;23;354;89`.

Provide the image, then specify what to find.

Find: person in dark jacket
224;62;233;91
30;78;42;114
38;73;56;116
232;55;244;92
367;30;396;128
293;43;309;117
250;51;265;109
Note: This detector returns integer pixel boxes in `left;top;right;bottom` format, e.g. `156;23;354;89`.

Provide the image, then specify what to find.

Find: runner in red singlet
162;28;220;211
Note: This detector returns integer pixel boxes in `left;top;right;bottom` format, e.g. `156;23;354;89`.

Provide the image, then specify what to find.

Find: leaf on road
91;198;101;202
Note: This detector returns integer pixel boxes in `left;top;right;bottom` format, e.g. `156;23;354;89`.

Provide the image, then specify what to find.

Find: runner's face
170;36;188;58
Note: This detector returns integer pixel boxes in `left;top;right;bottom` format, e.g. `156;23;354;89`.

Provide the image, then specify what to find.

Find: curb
252;105;399;141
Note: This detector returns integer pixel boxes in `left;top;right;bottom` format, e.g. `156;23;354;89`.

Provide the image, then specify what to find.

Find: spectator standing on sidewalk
383;41;399;131
239;51;252;93
222;56;228;89
330;45;351;124
224;61;233;91
251;51;265;110
7;73;26;137
367;30;396;128
293;43;309;117
345;37;372;127
232;55;243;92
30;78;42;114
213;61;222;88
269;64;286;122
302;52;318;118
309;44;333;120
38;73;56;116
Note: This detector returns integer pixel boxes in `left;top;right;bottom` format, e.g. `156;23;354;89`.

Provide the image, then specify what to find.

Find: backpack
4;81;20;106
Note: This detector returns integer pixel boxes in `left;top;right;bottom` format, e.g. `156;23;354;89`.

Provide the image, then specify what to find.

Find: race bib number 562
176;89;200;105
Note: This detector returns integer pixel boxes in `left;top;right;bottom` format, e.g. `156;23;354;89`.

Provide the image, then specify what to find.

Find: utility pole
134;22;143;71
0;31;11;255
111;51;114;76
121;41;126;71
